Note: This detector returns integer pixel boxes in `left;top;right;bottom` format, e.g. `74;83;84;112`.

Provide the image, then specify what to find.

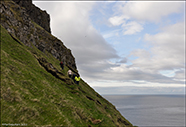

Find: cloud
174;69;185;82
113;1;184;23
108;15;143;35
94;86;185;95
108;1;184;36
109;15;129;26
84;22;185;85
125;22;185;83
122;21;144;35
102;29;120;39
143;22;185;70
117;57;128;64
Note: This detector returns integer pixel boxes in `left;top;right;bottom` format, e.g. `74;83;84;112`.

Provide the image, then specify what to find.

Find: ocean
103;95;186;127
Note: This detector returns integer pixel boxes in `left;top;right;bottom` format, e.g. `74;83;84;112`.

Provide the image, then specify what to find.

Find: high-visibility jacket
75;76;81;81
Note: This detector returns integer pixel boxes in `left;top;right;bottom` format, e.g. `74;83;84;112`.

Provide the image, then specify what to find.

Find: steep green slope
1;25;133;126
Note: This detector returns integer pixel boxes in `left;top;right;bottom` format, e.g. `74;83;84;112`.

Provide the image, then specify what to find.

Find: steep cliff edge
0;0;76;70
1;0;134;126
13;0;51;33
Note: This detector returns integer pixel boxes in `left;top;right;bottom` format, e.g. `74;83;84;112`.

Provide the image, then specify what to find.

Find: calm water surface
103;95;186;127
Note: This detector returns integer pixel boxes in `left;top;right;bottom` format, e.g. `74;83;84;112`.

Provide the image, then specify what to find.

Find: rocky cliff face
0;0;77;70
12;0;51;33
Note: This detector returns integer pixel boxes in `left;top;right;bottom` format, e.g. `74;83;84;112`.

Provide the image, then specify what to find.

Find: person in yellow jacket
75;75;81;85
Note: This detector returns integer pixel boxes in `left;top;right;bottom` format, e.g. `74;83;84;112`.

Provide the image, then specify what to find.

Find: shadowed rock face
12;0;51;33
0;0;77;70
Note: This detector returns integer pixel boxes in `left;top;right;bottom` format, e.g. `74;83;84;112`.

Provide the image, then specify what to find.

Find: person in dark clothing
72;74;76;82
60;61;64;70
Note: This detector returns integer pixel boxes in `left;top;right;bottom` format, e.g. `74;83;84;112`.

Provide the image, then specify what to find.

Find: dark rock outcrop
12;0;51;33
0;0;77;70
35;56;74;86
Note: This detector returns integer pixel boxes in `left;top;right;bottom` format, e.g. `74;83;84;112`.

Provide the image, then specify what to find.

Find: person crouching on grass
67;69;72;78
75;75;81;85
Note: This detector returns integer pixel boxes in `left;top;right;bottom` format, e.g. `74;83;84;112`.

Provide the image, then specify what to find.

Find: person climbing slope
72;73;76;82
75;75;81;85
60;61;64;70
67;69;72;78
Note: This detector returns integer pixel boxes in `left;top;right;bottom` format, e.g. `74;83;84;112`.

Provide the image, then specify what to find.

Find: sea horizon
103;94;186;127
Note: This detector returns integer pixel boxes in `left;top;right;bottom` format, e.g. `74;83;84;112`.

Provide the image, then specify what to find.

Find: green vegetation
1;23;133;126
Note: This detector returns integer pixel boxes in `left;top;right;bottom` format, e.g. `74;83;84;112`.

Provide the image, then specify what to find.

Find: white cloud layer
143;22;185;70
94;86;185;95
94;22;185;84
122;21;144;35
113;1;184;22
109;15;129;26
108;1;184;35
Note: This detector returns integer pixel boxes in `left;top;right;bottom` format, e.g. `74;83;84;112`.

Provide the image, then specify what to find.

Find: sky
33;1;185;95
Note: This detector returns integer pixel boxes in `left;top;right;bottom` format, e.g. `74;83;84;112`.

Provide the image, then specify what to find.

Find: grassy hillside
1;24;133;126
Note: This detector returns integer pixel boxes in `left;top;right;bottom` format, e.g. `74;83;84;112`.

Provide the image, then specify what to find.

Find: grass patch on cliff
1;25;73;126
1;24;133;127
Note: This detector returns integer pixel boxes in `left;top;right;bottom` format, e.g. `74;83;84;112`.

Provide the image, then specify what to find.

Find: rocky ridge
0;0;77;70
12;0;51;33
